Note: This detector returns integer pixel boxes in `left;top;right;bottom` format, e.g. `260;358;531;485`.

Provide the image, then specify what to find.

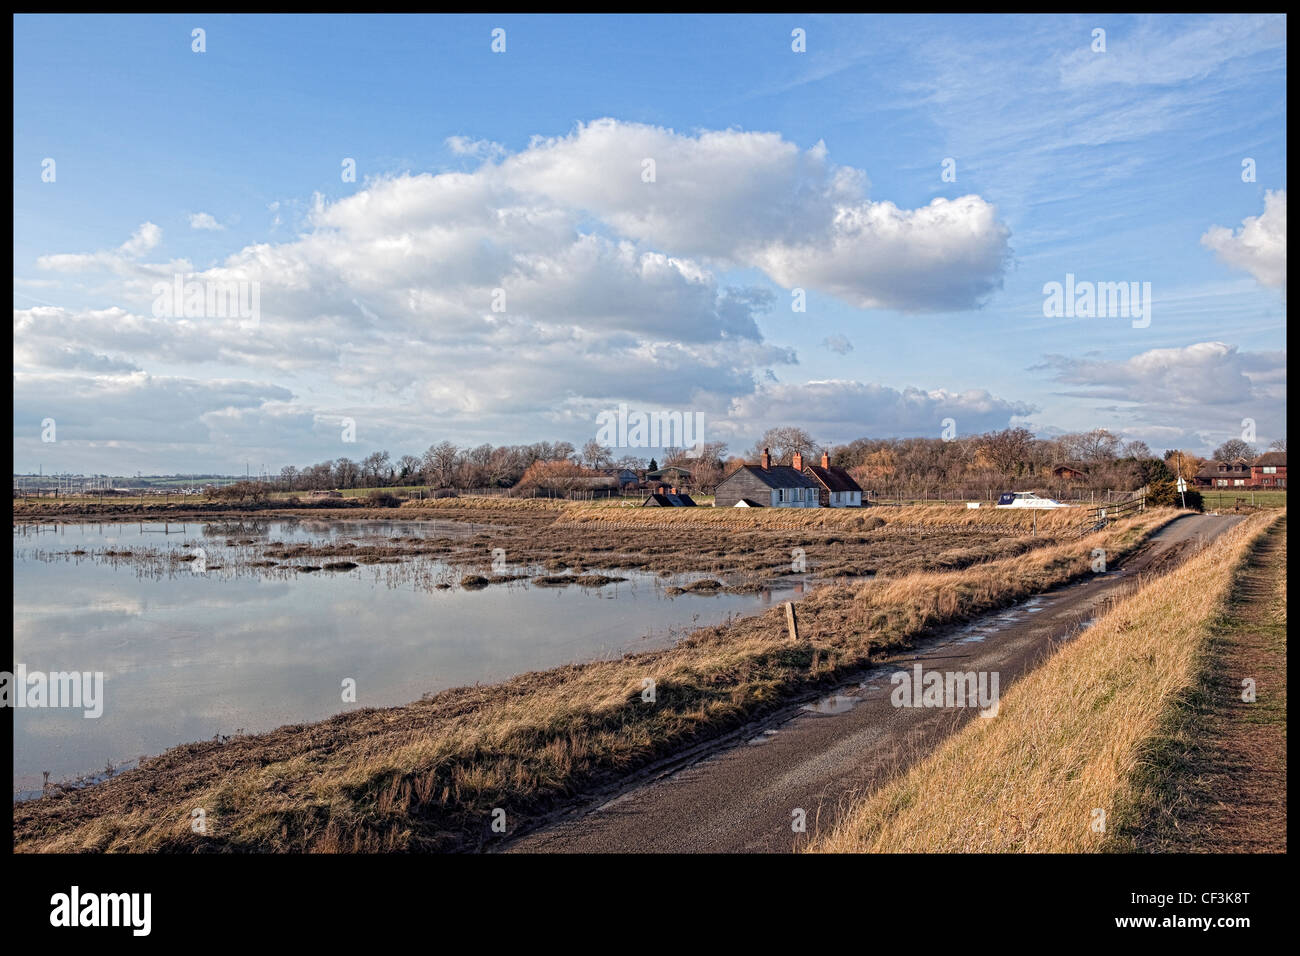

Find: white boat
995;492;1072;509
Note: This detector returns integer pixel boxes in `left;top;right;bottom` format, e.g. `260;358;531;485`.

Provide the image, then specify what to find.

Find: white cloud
719;379;1035;442
498;119;1011;310
37;222;168;273
1201;190;1286;290
118;222;162;257
188;212;225;231
446;135;506;160
1038;341;1285;406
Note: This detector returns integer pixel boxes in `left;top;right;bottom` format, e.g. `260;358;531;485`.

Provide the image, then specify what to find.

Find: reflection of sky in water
13;521;789;792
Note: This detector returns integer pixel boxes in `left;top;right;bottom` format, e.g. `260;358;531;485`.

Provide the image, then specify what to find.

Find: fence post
785;601;799;642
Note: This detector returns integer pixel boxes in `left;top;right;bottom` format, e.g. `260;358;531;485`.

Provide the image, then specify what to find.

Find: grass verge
808;509;1282;853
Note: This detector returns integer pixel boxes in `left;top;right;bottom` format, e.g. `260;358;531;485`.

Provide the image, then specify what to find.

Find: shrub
1147;479;1203;512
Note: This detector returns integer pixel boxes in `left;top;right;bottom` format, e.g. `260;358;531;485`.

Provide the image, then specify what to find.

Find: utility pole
1177;451;1187;509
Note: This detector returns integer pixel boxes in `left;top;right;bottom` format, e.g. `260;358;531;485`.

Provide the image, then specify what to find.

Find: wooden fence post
785;601;799;641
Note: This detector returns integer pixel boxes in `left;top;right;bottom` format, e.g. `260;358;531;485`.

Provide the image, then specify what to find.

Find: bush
1147;479;1203;512
365;491;401;508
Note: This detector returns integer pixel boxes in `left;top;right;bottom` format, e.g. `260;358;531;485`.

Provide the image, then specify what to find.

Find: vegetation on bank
808;510;1282;853
14;510;1178;852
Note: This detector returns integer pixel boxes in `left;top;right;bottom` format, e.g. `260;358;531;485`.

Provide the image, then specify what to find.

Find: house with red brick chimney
1249;451;1286;488
713;448;821;508
803;450;864;507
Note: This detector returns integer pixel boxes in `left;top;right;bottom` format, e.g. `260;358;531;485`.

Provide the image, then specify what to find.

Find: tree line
253;428;1285;498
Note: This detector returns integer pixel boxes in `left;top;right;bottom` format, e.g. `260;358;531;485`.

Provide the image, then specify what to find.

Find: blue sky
13;14;1287;474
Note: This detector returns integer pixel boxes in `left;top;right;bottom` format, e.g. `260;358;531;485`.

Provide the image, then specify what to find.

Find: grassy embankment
14;505;1181;853
809;509;1284;853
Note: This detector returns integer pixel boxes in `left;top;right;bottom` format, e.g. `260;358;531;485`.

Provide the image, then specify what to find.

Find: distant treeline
236;427;1276;499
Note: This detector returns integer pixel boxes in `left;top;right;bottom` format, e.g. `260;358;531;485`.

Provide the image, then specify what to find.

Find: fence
1070;494;1146;537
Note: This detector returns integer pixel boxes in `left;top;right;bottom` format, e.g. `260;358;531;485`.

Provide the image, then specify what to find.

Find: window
1233;479;1245;486
1264;466;1277;474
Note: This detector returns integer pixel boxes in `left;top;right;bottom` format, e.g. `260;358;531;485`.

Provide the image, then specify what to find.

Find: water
13;520;799;797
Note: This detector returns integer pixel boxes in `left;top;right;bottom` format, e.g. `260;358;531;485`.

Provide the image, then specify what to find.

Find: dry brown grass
14;510;1178;853
809;510;1282;854
553;501;1091;534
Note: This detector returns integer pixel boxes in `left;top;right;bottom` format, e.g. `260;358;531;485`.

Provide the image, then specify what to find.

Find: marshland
12;495;1180;851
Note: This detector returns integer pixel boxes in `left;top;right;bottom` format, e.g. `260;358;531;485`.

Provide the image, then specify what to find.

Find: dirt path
505;513;1244;853
1140;515;1287;852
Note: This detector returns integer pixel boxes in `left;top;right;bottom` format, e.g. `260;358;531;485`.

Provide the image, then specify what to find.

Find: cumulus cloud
188;212;224;231
1201;190;1286;289
1037;341;1286;407
719;379;1035;441
15;119;1020;471
37;221;168;273
498;119;1011;310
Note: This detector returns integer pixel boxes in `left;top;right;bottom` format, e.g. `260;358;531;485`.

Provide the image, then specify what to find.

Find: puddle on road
801;694;859;716
747;729;781;746
946;595;1050;645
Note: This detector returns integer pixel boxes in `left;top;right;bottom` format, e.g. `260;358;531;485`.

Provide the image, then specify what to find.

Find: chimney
792;451;803;471
821;450;830;468
761;448;770;469
670;486;677;495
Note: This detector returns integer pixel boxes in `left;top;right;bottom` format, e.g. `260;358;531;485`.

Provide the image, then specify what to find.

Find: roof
642;492;696;507
1253;452;1287;467
1195;459;1253;478
646;465;692;479
570;476;619;488
720;464;820;490
1051;461;1090;474
805;464;862;494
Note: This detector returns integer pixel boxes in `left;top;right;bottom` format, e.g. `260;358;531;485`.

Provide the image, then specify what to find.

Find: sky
12;13;1288;475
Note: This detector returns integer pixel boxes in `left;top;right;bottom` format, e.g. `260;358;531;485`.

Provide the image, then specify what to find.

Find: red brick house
1193;457;1253;488
1250;452;1286;488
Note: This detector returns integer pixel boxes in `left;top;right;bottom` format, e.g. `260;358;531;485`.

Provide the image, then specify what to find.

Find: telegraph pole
1177;451;1187;509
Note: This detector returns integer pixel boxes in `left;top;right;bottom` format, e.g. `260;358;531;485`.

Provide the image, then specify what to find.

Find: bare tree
977;427;1035;476
333;457;360;489
1212;438;1256;462
361;450;391;487
1061;428;1122;463
422;441;459;488
1120;439;1152;460
581;439;613;470
750;427;818;464
396;455;422;483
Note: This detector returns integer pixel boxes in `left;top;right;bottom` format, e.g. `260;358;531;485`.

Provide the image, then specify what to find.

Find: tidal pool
13;519;805;797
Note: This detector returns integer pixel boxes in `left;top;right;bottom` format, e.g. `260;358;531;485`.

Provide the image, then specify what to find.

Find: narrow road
507;513;1243;853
